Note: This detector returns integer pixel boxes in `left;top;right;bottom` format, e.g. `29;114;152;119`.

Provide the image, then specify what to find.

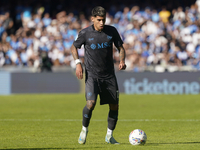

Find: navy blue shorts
85;76;119;105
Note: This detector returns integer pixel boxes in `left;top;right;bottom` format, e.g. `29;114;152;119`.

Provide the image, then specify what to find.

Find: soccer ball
129;129;147;145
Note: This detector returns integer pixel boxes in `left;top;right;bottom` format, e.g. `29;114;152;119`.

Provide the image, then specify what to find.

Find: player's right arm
71;29;86;80
71;44;83;80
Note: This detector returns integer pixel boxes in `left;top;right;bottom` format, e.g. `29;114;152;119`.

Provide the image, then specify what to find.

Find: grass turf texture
0;94;200;150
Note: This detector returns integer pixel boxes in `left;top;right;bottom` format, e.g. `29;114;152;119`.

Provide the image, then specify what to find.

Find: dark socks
82;105;93;127
107;109;118;130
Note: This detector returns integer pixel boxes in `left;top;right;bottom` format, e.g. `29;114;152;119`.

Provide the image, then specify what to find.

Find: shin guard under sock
82;105;93;127
107;109;118;130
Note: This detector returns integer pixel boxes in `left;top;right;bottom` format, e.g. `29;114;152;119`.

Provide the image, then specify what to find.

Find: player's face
92;16;106;31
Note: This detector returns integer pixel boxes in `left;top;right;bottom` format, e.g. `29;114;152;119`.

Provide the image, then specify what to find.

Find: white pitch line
0;119;200;122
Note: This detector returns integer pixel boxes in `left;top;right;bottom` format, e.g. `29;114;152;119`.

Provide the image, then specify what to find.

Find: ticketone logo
123;78;200;94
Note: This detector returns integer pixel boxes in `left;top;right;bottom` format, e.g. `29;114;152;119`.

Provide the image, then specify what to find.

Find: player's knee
86;100;96;110
109;104;119;110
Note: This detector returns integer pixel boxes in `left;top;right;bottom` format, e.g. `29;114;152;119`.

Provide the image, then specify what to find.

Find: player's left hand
119;62;126;70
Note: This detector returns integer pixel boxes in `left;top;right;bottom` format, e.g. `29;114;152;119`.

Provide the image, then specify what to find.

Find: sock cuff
107;128;113;135
82;126;88;131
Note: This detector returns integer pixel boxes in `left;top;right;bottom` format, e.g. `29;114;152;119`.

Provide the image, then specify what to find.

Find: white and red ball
129;129;147;145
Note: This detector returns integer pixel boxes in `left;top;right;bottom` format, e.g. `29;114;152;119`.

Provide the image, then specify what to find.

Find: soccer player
71;6;126;144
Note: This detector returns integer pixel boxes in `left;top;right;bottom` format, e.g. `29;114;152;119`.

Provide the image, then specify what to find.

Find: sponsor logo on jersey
90;44;96;50
90;41;112;50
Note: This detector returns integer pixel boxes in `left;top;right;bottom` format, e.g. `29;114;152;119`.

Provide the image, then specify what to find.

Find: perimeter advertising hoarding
2;71;200;94
11;72;80;93
116;72;200;94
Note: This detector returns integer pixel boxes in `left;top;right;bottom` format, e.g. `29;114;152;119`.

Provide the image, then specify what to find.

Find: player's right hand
119;62;126;70
76;64;83;79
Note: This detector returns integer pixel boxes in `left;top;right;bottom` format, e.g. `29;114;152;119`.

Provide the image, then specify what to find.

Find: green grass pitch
0;94;200;150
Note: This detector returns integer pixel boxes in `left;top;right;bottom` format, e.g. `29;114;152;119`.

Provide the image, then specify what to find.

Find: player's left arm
116;46;126;70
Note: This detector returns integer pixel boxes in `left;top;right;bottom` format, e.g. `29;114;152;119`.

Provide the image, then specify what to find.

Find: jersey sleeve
73;30;86;49
112;27;123;48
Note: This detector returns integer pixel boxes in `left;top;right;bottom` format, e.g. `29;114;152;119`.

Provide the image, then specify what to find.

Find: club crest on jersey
107;36;112;40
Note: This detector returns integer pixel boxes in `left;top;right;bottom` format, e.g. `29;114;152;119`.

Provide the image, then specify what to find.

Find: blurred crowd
0;0;200;72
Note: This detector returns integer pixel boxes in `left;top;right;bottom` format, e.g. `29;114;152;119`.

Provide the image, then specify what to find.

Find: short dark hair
91;6;106;17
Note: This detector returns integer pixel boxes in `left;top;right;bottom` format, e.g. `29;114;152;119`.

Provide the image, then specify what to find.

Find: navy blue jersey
73;25;123;79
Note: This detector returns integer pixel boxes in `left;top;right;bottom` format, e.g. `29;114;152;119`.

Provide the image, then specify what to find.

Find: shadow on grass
146;141;200;146
1;142;200;149
0;147;102;150
112;141;200;146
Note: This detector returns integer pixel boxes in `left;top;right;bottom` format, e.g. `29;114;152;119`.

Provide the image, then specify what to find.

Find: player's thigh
85;77;99;101
99;76;119;105
107;76;119;93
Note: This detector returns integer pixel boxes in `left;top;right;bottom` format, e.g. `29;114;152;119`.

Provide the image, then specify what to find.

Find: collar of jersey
92;24;103;33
